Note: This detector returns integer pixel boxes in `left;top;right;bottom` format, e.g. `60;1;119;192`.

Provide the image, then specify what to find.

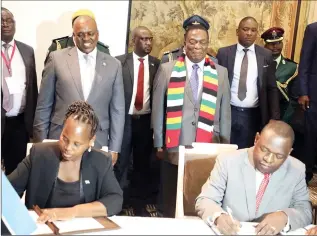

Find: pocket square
263;65;269;68
85;180;90;184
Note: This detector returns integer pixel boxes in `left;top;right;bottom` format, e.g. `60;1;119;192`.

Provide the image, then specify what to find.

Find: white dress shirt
275;55;282;68
77;47;97;101
185;56;205;98
1;39;27;117
231;43;259;108
129;52;151;115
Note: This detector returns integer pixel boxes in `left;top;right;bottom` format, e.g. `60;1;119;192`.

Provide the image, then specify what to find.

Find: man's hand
156;147;164;160
298;95;310;111
215;213;240;235
306;226;317;235
111;152;118;166
255;211;288;235
37;207;76;223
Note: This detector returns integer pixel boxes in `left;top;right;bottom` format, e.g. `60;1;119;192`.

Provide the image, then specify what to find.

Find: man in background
33;13;124;163
152;15;231;217
115;26;160;215
217;16;280;149
196;120;311;235
1;7;38;174
298;21;317;182
44;9;110;64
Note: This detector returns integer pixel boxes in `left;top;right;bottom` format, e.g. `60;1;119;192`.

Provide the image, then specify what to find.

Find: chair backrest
175;143;238;218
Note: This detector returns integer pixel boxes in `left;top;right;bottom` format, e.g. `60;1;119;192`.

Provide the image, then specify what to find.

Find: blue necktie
190;64;199;103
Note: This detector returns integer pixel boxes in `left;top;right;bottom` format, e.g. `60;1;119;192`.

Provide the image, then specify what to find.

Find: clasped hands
37;207;77;223
215;211;288;235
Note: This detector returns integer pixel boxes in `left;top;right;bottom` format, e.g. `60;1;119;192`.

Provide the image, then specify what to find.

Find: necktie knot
138;58;144;63
264;173;270;179
192;63;199;70
3;43;10;50
243;48;249;53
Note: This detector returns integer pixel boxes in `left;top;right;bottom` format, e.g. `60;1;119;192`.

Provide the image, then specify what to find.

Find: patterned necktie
190;64;199;103
256;173;270;212
134;58;144;111
238;48;249;101
2;43;13;111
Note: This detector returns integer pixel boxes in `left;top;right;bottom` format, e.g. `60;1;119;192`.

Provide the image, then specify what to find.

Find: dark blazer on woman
8;142;123;216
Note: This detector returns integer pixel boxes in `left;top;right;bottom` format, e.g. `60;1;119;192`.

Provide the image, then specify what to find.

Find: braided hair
65;101;99;138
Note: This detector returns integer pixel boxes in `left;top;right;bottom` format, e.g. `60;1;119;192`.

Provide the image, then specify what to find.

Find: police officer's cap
261;27;284;43
183;15;210;31
72;9;95;24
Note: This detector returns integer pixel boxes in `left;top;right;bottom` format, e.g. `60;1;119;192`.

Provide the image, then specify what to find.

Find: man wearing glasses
33;10;125;164
152;15;231;217
1;7;38;175
196;120;311;235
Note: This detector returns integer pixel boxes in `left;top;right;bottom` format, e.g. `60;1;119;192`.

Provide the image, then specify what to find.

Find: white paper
211;222;258;235
5;76;25;94
29;211;105;235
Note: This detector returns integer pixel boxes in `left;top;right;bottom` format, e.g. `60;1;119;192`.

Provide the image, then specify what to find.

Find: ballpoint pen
227;206;242;228
33;205;60;235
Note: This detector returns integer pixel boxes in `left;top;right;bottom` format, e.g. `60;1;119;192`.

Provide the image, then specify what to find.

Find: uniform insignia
163;50;170;55
272;30;277;38
282;59;286;64
56;40;62;50
192;21;200;25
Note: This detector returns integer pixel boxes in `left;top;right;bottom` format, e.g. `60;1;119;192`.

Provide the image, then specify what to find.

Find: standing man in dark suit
298;22;317;182
115;26;160;214
217;16;280;149
1;7;38;175
33;14;124;164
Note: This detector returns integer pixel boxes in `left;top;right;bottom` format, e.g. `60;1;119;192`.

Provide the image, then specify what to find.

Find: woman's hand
37;207;77;223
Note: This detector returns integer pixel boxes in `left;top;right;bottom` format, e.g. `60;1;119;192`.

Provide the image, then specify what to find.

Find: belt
131;113;151;120
231;105;259;112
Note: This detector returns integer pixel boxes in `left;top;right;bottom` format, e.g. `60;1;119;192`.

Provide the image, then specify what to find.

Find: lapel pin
151;63;154;66
102;62;106;66
85;180;90;184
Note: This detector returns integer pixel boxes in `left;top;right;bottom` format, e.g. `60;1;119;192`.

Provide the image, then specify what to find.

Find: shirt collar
2;39;15;47
185;56;205;70
133;52;148;62
76;46;97;61
237;43;255;52
275;54;282;67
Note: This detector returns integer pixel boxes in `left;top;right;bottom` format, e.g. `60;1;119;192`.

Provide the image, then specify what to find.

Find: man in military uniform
161;17;218;64
262;27;303;162
44;9;110;64
261;27;298;123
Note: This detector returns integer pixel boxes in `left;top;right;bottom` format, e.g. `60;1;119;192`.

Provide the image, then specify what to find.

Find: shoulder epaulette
284;57;297;64
52;36;69;43
97;41;109;48
163;47;181;55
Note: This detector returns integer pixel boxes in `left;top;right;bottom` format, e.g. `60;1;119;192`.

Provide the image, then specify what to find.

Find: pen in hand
227;206;242;228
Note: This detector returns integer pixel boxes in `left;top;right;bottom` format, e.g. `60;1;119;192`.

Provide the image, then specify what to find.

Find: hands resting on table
306;226;317;235
37;208;76;223
215;211;288;235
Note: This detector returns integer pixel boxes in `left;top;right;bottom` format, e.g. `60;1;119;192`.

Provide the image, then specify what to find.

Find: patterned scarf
165;54;218;148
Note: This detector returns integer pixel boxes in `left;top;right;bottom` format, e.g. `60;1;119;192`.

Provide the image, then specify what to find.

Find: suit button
194;108;198;112
192;121;196;125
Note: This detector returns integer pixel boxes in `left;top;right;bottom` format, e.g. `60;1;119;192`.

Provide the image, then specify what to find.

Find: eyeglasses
1;18;15;26
260;146;286;160
74;31;97;40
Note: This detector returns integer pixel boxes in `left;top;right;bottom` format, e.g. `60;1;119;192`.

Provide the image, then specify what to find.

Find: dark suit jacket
8;142;123;216
115;53;160;114
299;22;317;102
217;44;280;126
1;40;38;138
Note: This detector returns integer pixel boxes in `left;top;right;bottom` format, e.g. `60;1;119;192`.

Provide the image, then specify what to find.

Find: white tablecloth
84;216;212;235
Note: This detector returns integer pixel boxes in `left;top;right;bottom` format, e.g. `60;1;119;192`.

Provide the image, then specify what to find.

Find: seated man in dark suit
8;101;123;221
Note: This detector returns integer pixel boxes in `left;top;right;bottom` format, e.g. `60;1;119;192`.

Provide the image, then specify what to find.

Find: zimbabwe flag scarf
165;54;218;149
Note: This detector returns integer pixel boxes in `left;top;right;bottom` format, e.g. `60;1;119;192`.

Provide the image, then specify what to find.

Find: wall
2;1;130;85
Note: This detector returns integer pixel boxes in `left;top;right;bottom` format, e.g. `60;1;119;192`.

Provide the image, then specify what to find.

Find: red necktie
134;58;144;111
256;173;270;212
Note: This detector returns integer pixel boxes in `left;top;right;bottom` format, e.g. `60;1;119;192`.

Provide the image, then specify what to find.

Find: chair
175;143;238;218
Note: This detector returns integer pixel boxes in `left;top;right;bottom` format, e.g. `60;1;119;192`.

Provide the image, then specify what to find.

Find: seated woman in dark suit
8;101;123;222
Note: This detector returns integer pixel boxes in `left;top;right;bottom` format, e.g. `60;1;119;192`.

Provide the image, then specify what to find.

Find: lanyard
1;42;16;75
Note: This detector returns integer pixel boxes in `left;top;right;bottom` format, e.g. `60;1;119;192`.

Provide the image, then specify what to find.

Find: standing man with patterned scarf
152;15;231;217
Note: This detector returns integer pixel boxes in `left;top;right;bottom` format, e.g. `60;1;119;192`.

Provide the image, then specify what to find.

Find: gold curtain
128;0;317;62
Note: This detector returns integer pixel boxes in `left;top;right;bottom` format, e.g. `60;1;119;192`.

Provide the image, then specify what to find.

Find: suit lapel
257;159;288;216
228;45;237;85
126;53;134;86
15;41;30;92
66;47;84;100
87;51;107;102
255;45;264;90
149;56;156;88
81;151;97;203
39;143;60;207
241;151;257;220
